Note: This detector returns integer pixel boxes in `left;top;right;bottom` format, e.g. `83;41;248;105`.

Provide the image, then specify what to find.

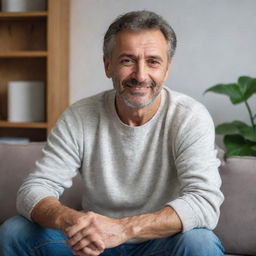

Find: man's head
103;11;177;109
103;10;177;62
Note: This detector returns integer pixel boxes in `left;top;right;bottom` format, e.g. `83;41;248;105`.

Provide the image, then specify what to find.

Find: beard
113;77;162;109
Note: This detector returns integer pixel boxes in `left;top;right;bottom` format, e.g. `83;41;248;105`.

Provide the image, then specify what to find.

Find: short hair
103;10;177;62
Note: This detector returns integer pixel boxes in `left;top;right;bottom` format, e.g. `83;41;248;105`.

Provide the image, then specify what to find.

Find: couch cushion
0;142;82;224
214;156;256;255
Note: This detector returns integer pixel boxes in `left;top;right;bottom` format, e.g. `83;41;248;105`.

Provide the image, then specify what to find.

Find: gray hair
103;10;177;62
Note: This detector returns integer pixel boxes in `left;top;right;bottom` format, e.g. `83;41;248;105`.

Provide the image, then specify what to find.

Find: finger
72;237;90;251
73;247;101;256
81;245;103;256
91;238;105;252
72;233;105;252
66;216;90;238
67;226;95;248
74;244;102;256
67;227;91;247
66;231;83;247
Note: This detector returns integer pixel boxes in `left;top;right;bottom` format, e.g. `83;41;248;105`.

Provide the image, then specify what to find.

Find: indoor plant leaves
224;135;256;157
205;76;256;157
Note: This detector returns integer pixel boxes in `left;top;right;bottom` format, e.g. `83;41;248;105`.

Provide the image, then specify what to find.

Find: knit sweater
17;87;224;232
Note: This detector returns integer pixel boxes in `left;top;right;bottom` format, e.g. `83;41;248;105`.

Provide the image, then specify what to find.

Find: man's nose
132;62;147;82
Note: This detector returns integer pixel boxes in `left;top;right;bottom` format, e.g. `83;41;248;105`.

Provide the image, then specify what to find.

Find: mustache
122;78;156;88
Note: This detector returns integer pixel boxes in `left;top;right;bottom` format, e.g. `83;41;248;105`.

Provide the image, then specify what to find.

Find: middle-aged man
0;10;224;256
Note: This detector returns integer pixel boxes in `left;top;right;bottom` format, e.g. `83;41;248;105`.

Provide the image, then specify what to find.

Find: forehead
112;29;168;58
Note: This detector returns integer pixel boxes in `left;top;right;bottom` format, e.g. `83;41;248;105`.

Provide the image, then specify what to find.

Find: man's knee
0;216;31;245
174;228;224;256
0;215;71;256
0;216;25;239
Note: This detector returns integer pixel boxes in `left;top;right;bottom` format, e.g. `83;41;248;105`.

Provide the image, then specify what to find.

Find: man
0;11;224;256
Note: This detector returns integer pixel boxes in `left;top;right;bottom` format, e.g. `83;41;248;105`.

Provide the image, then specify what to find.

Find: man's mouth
125;84;149;89
122;78;155;89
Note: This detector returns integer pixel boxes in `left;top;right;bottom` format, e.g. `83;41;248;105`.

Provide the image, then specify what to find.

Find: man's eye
120;59;134;65
148;60;160;66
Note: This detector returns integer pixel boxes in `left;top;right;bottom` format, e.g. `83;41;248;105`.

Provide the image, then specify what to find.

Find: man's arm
17;107;82;222
121;205;182;240
31;197;182;256
31;197;82;231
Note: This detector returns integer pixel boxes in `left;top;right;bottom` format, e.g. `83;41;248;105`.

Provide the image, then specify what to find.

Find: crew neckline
107;88;167;131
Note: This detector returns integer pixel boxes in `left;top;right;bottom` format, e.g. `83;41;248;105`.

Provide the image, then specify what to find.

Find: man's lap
0;215;72;256
0;215;224;256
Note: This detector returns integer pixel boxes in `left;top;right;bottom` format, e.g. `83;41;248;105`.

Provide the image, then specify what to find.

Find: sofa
0;142;255;256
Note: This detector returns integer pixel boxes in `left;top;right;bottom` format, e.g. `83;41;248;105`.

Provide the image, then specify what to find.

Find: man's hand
31;197;182;256
65;212;130;256
31;197;130;256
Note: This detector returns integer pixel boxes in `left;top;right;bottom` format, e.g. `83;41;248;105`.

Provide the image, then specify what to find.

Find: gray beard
112;76;162;109
119;90;161;109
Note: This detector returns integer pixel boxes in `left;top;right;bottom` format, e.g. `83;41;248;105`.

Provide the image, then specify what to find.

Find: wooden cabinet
0;0;69;141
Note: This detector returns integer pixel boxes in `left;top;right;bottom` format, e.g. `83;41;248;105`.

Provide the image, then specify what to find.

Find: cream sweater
17;87;224;232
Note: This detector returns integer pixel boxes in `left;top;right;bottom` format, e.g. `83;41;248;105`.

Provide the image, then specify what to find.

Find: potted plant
204;76;256;158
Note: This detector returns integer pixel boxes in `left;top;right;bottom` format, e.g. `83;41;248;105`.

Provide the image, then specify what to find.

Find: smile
124;85;151;94
125;85;149;89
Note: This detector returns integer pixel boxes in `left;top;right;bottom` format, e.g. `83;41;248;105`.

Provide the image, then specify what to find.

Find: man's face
104;29;170;109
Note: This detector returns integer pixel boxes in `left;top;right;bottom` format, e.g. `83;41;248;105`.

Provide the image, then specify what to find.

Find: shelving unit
0;0;69;141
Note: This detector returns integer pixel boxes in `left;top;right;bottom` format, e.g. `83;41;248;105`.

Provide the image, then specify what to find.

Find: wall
70;0;256;146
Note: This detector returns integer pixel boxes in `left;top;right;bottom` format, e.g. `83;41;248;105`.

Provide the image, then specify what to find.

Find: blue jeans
0;215;224;256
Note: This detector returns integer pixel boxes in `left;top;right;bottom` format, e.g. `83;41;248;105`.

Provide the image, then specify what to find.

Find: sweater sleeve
16;107;83;220
167;104;224;232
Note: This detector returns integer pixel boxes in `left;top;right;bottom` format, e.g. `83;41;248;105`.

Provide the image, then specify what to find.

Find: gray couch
0;142;255;256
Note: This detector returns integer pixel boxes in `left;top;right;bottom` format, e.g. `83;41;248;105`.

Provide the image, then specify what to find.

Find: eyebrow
118;53;164;62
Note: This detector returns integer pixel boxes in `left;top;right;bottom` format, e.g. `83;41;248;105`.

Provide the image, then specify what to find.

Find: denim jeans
0;215;224;256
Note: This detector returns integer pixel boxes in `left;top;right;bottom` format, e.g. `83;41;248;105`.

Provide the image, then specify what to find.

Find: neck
115;94;161;127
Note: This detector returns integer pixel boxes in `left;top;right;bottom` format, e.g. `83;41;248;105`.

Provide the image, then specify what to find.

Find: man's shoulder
67;89;114;115
58;89;115;124
71;89;114;108
164;87;209;116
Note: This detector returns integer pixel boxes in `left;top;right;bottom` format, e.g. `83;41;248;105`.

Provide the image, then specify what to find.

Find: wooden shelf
0;11;47;20
0;0;69;141
0;121;48;129
0;51;47;58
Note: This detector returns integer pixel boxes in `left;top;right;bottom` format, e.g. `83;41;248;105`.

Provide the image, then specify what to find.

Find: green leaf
231;120;250;129
238;76;252;94
238;76;256;100
251;145;256;151
204;83;244;104
204;76;256;104
224;135;256;157
216;123;239;135
215;121;249;135
240;127;256;142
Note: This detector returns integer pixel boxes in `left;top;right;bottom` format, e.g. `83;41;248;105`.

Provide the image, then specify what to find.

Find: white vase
1;0;46;12
8;81;45;122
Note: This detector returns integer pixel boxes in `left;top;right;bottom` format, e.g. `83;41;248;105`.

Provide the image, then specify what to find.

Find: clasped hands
64;211;130;256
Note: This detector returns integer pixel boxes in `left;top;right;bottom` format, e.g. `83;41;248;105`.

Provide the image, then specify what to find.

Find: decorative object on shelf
1;0;46;12
8;81;45;122
0;137;29;144
204;76;256;157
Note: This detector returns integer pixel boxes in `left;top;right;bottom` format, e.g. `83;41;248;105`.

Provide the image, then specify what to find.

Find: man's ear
103;56;112;78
